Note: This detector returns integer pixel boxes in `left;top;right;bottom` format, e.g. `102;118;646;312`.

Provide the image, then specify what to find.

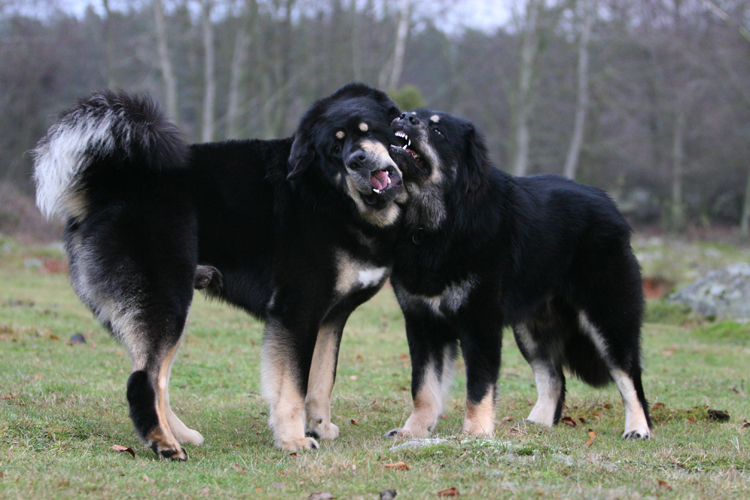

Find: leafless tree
153;0;180;124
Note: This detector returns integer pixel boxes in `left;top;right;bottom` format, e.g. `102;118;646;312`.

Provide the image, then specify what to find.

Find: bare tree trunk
742;169;750;236
102;0;117;88
200;0;216;142
153;0;179;125
227;0;258;139
670;109;685;232
386;0;409;90
563;0;593;180
512;0;541;177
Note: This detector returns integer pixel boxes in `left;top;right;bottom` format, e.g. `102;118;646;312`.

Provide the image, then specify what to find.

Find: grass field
2;235;750;499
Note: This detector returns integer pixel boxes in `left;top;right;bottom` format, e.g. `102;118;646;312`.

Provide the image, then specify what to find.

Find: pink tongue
370;170;389;191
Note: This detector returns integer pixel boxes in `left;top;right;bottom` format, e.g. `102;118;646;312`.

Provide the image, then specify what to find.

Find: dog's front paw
384;427;429;439
622;429;651;440
277;437;320;451
150;441;189;461
307;421;340;440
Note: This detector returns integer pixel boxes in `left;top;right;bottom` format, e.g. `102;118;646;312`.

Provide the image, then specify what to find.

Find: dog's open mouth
394;131;426;171
362;166;402;206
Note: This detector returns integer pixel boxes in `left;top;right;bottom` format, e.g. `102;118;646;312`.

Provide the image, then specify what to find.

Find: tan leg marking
387;353;455;438
145;343;188;460
262;321;319;451
305;322;340;440
462;388;495;437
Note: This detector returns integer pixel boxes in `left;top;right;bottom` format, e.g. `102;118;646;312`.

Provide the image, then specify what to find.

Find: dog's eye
432;127;443;136
332;144;341;154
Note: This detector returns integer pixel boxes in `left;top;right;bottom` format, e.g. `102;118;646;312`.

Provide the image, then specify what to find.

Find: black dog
386;109;651;440
32;83;405;460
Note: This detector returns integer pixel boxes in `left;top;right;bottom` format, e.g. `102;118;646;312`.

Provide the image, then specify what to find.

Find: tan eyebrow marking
430;115;440;124
359;122;369;132
335;131;345;140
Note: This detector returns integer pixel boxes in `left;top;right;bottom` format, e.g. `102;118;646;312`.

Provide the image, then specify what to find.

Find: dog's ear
459;125;490;195
288;131;315;180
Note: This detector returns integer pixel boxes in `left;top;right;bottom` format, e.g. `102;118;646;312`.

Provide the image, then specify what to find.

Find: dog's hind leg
123;305;198;460
577;310;652;439
513;324;566;427
304;315;348;441
385;312;458;439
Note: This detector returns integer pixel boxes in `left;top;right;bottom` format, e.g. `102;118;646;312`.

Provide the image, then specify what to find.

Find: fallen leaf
33;374;43;380
500;416;513;423
111;444;136;458
277;470;289;475
584;437;595;447
588;430;597;438
355;355;363;361
652;402;666;411
0;393;14;400
561;416;577;428
306;493;335;500
708;409;730;422
688;416;696;423
384;461;410;470
603;403;612;410
289;452;298;457
438;487;460;497
49;334;59;340
399;354;408;360
578;417;586;424
379;489;397;500
231;464;246;475
657;480;673;490
351;419;359;426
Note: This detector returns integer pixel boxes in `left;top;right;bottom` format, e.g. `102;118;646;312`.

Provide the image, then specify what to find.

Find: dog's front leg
261;317;319;451
386;310;458;439
304;314;349;441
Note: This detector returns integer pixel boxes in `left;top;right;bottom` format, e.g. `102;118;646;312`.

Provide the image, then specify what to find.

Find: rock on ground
667;262;750;322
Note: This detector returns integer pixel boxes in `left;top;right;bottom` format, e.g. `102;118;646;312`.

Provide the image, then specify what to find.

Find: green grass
2;236;750;499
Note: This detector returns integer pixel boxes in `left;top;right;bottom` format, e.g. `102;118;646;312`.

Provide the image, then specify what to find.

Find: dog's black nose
347;150;367;169
400;112;419;125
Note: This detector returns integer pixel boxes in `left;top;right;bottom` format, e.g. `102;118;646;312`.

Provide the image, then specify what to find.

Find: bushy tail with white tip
32;91;188;220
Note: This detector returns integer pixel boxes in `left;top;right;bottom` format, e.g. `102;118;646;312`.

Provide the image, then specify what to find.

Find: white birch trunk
563;0;593;180
387;0;410;90
201;0;216;142
153;0;179;125
512;0;541;177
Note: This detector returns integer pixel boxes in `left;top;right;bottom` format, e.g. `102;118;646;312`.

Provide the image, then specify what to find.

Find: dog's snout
347;149;368;169
398;112;419;125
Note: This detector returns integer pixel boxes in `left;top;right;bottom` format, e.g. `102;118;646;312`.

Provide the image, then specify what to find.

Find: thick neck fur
403;181;446;231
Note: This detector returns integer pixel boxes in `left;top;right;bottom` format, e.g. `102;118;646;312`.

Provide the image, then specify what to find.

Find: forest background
1;0;749;238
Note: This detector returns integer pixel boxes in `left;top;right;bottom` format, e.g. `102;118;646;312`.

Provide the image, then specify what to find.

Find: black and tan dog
32;83;405;460
386;109;651;440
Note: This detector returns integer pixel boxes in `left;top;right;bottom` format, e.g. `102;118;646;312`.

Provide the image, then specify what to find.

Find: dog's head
288;83;405;227
389;109;490;229
390;109;489;195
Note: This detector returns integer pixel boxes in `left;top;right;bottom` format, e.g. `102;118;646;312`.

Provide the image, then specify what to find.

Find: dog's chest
334;249;389;297
394;274;478;317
